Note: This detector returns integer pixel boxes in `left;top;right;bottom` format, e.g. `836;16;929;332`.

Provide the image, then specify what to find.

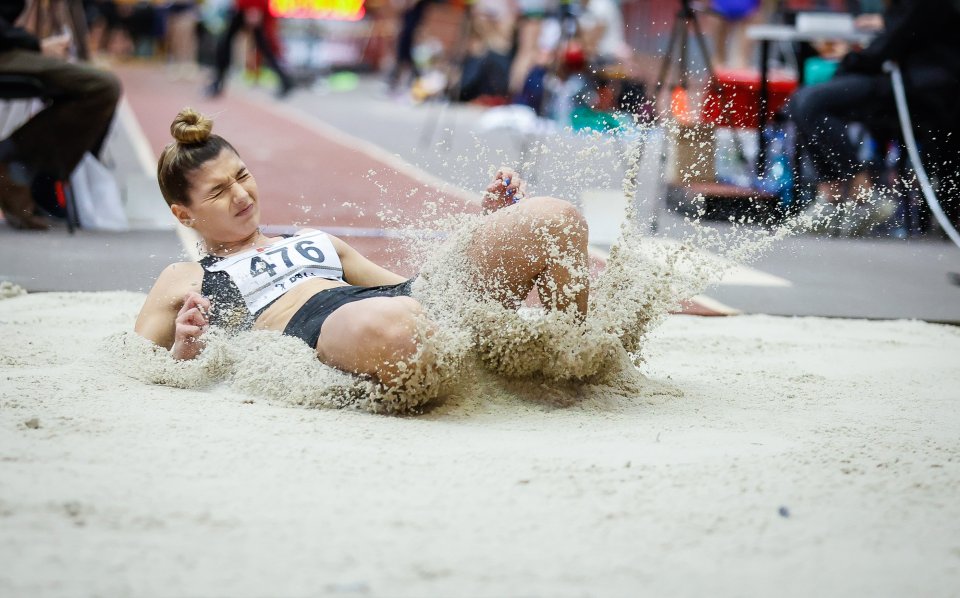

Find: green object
570;106;625;133
804;57;839;86
327;71;359;92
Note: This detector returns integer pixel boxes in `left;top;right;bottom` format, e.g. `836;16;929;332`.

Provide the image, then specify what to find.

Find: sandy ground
1;290;959;597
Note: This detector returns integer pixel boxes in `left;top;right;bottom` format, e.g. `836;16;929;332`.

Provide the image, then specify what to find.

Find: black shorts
282;279;415;349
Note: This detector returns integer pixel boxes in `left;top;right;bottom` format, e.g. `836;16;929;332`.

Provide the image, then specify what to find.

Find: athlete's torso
199;230;348;333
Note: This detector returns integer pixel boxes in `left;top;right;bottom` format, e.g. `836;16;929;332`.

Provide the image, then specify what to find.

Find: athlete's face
176;148;261;242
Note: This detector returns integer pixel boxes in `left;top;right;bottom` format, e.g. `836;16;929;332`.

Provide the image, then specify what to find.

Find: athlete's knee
358;298;424;360
530;196;588;243
523;196;586;230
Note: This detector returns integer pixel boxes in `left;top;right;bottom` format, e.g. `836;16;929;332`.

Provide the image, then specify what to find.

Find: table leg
757;39;771;178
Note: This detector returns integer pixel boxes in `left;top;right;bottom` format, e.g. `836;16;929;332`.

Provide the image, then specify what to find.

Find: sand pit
1;289;958;596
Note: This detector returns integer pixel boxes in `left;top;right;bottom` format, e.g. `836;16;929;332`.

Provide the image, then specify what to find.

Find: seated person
577;0;630;67
0;0;121;229
789;0;960;212
135;108;590;398
458;0;515;102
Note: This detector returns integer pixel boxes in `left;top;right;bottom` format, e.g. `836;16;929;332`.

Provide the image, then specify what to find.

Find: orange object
701;67;797;129
670;86;695;126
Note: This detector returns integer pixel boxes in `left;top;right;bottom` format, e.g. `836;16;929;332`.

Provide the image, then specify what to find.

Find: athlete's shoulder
161;260;203;276
156;261;203;288
294;227;325;236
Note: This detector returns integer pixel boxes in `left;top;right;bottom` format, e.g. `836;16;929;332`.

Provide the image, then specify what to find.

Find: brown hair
156;108;239;206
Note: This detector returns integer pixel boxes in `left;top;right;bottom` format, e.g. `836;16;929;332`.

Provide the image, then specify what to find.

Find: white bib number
207;231;344;314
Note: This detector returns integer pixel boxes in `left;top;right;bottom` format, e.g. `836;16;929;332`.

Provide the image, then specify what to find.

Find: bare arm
134;262;209;360
327;234;408;287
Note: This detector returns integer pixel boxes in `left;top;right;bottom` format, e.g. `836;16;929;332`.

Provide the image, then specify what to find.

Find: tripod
653;0;714;109
654;0;716;106
647;0;719;233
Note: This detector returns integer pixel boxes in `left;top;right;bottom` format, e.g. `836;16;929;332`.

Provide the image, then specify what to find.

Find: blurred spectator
89;0;125;54
0;0;121;230
387;0;433;92
707;0;766;69
545;41;593;125
508;0;550;94
124;0;163;57
790;0;960;209
577;0;629;65
165;1;198;77
457;0;516;102
206;0;293;98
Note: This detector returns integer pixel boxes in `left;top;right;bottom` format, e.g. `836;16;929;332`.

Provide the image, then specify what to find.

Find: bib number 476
249;240;326;278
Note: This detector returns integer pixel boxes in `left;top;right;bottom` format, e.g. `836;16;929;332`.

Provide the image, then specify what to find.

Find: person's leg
210;9;243;93
790;73;884;189
389;14;417;89
0;50;121;182
315;296;428;387
250;23;293;94
509;16;541;94
167;7;198;70
465;196;589;318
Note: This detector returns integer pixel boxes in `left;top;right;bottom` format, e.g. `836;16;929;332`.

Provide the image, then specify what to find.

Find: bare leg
465;196;589;318
314;296;428;387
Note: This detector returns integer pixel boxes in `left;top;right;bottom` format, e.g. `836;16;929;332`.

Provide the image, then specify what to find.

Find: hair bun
170;108;213;145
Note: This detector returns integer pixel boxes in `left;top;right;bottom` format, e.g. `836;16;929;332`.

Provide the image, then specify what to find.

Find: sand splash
0;281;26;300
111;121;811;414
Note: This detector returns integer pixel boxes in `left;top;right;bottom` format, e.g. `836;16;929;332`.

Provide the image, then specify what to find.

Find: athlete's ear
170;203;194;227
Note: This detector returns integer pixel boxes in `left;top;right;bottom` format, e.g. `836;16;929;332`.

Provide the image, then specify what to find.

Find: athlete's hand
482;167;527;214
171;291;211;361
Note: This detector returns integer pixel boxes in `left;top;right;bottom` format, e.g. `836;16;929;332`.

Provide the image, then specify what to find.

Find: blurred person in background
790;0;960;220
165;0;198;78
88;0;133;55
707;0;764;69
0;0;121;230
206;0;294;98
458;0;516;102
508;0;551;95
123;0;163;57
387;0;433;93
576;0;629;66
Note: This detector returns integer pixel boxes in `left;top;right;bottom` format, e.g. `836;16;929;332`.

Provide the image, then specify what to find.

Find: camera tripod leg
689;9;716;80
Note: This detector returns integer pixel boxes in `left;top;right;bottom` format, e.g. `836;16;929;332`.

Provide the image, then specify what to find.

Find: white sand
1;290;959;597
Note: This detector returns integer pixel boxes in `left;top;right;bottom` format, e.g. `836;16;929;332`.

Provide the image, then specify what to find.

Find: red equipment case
701;68;798;129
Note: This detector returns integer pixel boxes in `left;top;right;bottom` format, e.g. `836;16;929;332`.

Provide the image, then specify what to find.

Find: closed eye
205;169;248;200
206;186;225;201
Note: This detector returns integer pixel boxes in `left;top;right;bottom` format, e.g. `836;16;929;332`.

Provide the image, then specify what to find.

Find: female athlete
135;108;589;389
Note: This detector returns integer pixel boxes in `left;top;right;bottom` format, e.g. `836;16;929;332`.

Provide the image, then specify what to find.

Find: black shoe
276;79;295;99
204;80;224;98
